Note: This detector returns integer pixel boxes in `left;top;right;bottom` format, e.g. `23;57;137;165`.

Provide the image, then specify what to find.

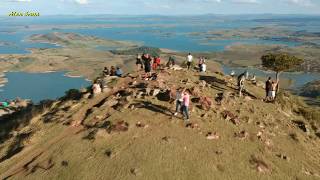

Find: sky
0;0;319;15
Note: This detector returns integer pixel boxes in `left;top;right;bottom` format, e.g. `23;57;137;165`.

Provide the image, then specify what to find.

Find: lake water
2;15;315;53
0;72;91;103
0;15;319;102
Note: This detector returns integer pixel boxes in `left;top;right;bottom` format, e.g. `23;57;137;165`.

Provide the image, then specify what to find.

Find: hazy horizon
1;0;320;16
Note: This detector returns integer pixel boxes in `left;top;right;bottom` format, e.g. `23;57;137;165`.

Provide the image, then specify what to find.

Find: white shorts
268;91;276;98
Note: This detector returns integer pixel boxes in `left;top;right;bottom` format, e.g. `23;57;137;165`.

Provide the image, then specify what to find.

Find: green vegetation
111;46;161;57
261;53;304;80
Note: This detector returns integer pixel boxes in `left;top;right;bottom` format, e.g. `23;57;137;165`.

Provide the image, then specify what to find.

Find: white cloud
11;0;32;2
286;0;313;6
232;0;259;4
74;0;88;4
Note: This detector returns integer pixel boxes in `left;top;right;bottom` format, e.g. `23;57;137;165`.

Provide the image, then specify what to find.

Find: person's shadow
132;100;173;117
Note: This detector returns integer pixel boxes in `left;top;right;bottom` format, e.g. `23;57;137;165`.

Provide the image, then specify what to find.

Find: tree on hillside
261;53;304;80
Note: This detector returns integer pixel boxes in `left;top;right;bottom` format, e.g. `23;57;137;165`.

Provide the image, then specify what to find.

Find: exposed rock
136;91;144;99
108;121;129;133
190;86;201;97
221;110;240;125
171;65;183;71
249;155;271;173
199;80;207;89
199;96;213;110
136;121;146;128
145;88;152;96
206;132;219;140
276;154;289;161
104;149;112;158
292;120;310;134
234;130;249;140
152;89;161;97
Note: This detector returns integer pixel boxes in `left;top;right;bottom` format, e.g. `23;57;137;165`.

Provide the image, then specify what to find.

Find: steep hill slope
0;68;319;180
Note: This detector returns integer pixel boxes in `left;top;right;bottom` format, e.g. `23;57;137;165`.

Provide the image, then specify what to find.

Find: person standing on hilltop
143;54;152;77
187;53;193;70
167;56;176;67
155;56;161;70
265;77;272;100
174;87;183;116
152;56;159;70
136;54;143;71
182;89;191;122
269;80;279;101
237;72;246;97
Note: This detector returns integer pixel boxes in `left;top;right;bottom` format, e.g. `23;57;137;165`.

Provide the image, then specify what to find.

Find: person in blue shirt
115;67;123;77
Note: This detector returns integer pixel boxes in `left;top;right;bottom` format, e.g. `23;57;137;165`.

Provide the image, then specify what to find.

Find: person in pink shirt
182;89;190;122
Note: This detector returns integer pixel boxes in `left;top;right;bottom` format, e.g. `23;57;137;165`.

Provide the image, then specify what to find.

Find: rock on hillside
0;68;319;180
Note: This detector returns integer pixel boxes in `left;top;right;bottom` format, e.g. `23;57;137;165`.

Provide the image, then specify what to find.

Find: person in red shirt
152;56;161;70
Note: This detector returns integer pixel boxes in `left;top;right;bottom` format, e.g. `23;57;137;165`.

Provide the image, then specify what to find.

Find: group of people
265;77;279;101
198;56;207;72
103;66;123;78
91;66;125;96
186;53;207;72
91;52;282;124
236;70;279;101
136;54;162;76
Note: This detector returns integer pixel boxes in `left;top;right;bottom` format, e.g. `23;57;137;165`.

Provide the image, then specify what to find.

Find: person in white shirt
201;63;207;72
92;82;102;96
187;53;193;70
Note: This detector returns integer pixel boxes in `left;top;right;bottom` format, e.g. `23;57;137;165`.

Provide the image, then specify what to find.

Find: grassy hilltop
0;65;319;179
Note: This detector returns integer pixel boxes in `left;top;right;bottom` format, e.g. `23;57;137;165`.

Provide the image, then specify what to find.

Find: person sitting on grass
92;81;102;96
103;67;109;77
115;67;123;77
110;66;116;76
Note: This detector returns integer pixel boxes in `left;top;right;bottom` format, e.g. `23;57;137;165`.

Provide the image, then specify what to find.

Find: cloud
232;0;259;4
10;0;32;2
74;0;88;4
286;0;313;6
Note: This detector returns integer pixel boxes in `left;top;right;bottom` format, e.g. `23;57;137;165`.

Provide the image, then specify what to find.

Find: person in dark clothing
167;56;176;67
143;54;152;76
237;72;246;97
103;67;109;77
110;66;116;76
265;77;272;99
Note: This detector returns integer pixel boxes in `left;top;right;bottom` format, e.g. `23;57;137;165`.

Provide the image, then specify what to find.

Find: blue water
1;15;315;53
0;15;319;102
0;72;91;103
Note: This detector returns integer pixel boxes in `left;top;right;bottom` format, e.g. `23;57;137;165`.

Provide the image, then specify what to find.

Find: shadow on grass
199;75;227;91
132;100;173;117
